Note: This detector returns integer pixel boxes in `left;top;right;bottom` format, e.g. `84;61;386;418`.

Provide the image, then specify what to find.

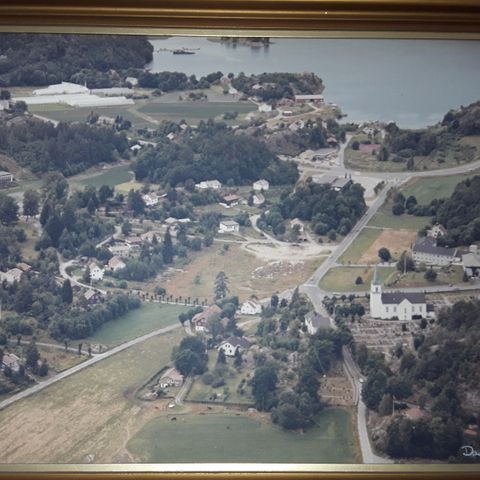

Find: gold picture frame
0;1;479;479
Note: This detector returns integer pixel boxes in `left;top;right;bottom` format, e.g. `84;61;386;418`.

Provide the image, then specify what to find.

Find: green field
138;101;256;123
127;408;358;463
390;265;465;288
339;228;382;264
69;164;133;190
0;329;185;463
320;266;396;292
86;303;189;346
368;205;431;230
400;173;478;205
30;104;156;129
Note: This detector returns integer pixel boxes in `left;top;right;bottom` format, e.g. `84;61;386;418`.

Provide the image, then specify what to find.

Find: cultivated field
368;204;431;230
339;228;382;264
0;329;184;464
358;229;417;264
126;407;359;463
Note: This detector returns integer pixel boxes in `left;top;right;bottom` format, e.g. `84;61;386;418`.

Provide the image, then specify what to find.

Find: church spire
372;264;380;285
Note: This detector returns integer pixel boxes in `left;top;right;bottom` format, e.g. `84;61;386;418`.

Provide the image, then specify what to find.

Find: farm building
258;103;272;112
294;94;324;104
218;337;251;357
159;367;184;388
220;194;241;208
311;175;350;191
0;171;14;184
252;193;265;206
33;82;89;95
89;264;105;282
462;245;480;278
218;220;240;234
142;193;159;207
427;224;448;238
108;243;132;257
2;353;20;373
84;289;102;303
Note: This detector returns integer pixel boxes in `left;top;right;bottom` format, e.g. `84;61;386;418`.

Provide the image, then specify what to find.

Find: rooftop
413;236;457;257
381;291;426;305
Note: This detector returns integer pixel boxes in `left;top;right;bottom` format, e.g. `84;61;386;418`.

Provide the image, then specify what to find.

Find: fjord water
148;37;480;128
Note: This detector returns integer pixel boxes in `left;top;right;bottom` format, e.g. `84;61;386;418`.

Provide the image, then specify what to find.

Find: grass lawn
127;407;358;463
320;266;396;292
389;265;465;288
368;204;432;230
339;228;382;264
18;219;40;263
138;101;256;124
69;164;133;190
400;172;479;205
115;179;144;194
0;329;185;463
187;355;253;405
86;303;189;347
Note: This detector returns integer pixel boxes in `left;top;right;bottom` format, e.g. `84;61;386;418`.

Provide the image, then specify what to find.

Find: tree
83;265;91;284
61;279;73;304
355;276;363;285
378;247;391;262
378;393;393;416
214;271;229;300
396;251;415;273
14;282;33;313
127;189;145;215
234;349;243;368
22;189;40;218
251;365;278;411
121;221;132;236
0;89;11;100
162;228;174;264
173;336;208;376
351;140;360;150
217;348;226;364
362;370;388;410
270;294;279;310
0;194;19;225
24;341;40;371
377;146;389;162
392;202;405;216
424;267;437;282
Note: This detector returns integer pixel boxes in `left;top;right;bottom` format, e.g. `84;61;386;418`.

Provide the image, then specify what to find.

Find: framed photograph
0;2;479;479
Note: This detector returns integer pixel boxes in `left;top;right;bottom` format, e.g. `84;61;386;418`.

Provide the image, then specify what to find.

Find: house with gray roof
412;236;457;267
218;336;251;357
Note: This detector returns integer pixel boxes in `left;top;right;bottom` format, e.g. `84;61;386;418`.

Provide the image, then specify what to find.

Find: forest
442;101;480;136
0;34;153;87
0;117;129;176
259;179;366;238
133;122;299;187
357;299;480;460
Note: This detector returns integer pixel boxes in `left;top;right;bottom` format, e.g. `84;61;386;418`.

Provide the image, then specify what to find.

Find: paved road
0;322;181;412
58;257;107;295
175;376;193;406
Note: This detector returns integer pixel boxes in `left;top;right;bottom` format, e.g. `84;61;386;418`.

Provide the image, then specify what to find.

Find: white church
370;266;432;321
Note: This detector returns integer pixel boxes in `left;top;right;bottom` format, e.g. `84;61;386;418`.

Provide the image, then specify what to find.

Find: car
359;378;365;384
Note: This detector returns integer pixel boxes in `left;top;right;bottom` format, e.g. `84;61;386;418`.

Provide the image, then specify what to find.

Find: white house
108;243;132;257
218;220;240;234
159;367;184;388
218;337;251;357
258;103;272;113
142;193;159;207
191;305;222;332
89;264;105;282
305;312;330;334
108;256;126;272
412;236;457;267
427;224;447;238
370;266;430;320
253;193;265;206
0;171;14;184
253;179;269;191
462;245;480;278
240;299;262;315
0;268;23;284
2;353;20;373
195;180;222;190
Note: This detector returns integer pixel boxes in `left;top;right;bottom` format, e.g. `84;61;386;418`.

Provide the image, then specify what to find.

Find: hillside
0;34;153;88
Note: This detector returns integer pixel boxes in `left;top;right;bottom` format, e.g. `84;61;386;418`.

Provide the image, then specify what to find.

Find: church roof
381;291;426;305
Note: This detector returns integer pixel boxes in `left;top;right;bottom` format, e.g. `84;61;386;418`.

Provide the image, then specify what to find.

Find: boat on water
172;49;196;55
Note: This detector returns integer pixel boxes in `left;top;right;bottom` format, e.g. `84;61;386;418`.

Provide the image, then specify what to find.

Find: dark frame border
0;1;479;478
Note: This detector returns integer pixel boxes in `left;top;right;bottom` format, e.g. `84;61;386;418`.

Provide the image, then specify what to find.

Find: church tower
370;264;383;318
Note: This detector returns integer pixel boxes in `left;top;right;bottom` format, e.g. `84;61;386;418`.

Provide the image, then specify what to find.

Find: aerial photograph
0;33;479;465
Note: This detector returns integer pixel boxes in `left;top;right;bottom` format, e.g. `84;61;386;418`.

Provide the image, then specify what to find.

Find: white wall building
195;180;222;190
370;267;429;320
142;193;159;207
412;236;457;267
240;299;262;315
253;179;269;191
218;220;240;234
218;337;251;357
89;265;105;282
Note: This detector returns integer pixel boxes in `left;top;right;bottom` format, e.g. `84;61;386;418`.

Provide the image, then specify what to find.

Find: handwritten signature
461;446;480;457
